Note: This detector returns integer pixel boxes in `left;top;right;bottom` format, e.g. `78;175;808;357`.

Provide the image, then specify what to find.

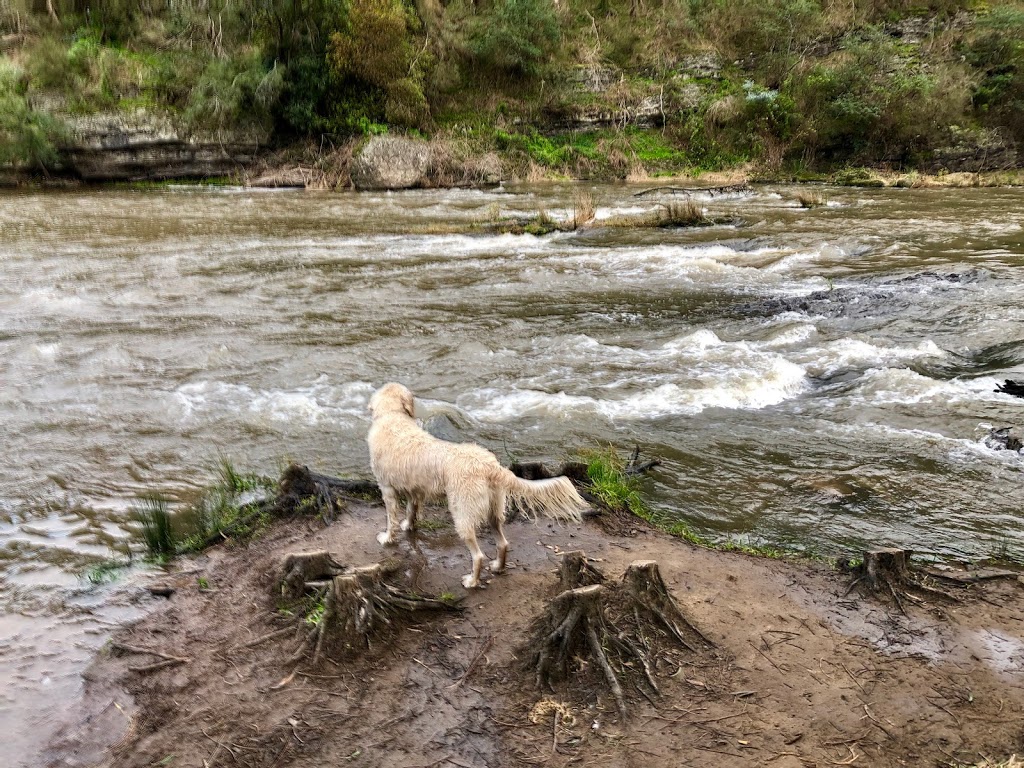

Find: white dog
367;383;587;588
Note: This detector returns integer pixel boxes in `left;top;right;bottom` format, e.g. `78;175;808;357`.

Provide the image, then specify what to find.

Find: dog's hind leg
376;486;402;546
400;492;422;533
488;489;509;574
452;493;489;589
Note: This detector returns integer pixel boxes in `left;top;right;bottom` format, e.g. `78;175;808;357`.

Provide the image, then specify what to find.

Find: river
2;182;1023;765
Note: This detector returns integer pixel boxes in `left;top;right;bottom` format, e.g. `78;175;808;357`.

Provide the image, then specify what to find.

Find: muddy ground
47;497;1024;768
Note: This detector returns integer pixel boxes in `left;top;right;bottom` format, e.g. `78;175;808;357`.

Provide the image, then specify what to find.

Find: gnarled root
527;553;711;719
845;548;958;613
280;558;460;666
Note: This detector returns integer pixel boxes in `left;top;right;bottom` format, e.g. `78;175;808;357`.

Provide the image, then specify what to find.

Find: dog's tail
498;469;587;523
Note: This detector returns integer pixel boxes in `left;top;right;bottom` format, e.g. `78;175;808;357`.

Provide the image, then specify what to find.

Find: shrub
466;0;560;78
0;60;66;170
328;0;431;130
185;52;284;133
964;7;1024;143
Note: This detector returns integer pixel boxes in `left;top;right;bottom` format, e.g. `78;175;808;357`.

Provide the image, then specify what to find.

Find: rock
925;127;1018;174
421;411;471;443
350;135;430;190
675;52;723;80
62;111;264;182
985;427;1024;452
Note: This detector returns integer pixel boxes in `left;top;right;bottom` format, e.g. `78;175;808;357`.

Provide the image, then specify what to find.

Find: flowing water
2;182;1023;765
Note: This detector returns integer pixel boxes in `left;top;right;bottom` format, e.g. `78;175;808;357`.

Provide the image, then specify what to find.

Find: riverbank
4;131;1024;191
52;489;1024;768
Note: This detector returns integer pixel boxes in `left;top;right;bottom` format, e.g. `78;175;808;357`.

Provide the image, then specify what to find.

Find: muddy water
2;182;1023;764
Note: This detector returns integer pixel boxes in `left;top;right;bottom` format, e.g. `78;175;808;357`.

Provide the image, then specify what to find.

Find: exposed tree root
527;552;712;719
275;553;460;667
844;548;960;614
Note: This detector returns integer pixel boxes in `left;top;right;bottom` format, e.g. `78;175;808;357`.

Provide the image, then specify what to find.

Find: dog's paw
400;519;415;533
488;559;506;573
462;574;483;589
376;531;396;546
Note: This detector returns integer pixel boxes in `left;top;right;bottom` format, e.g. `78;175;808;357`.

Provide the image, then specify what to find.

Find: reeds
134;495;175;558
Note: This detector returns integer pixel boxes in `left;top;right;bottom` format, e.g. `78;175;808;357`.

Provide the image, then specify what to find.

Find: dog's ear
401;388;415;418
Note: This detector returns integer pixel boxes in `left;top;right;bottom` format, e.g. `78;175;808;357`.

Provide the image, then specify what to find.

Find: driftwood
527;552;711;718
845;548;958;613
633;182;750;198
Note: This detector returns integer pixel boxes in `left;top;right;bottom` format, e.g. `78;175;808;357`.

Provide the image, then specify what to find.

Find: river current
2;182;1023;765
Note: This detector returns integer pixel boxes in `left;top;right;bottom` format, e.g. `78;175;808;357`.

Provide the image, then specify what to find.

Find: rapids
1;182;1023;765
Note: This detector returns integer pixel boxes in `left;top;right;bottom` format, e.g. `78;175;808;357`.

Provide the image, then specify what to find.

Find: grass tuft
658;199;709;227
581;447;647;517
134;495;175;559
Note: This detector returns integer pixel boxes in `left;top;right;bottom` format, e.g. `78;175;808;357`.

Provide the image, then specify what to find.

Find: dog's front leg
377;486;402;546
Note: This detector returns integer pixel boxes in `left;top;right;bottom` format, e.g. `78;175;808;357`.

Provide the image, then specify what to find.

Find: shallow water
2;182;1023;765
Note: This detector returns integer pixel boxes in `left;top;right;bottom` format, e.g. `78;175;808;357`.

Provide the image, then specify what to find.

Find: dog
367;382;587;588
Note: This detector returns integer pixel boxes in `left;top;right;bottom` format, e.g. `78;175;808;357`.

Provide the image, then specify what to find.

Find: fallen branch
633;183;750;198
111;642;190;665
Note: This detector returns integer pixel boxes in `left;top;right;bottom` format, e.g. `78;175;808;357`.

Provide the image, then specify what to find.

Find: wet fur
367;383;587;588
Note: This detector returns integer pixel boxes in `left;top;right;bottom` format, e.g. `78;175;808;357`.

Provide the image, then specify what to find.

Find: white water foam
797;338;946;378
175;378;375;426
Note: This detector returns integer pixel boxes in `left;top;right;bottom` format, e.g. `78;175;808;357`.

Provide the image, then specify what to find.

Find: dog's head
368;382;416;420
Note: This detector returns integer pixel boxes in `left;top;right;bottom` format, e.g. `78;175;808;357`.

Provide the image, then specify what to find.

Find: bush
0;60;66;170
783;29;968;165
964;7;1024;143
466;0;560;77
328;0;431;130
185;52;284;133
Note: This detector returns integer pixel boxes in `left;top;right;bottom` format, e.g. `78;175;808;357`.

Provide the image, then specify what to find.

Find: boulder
350;135;430;190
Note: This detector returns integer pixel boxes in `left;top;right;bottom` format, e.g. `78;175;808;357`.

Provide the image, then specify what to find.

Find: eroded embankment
51;492;1024;768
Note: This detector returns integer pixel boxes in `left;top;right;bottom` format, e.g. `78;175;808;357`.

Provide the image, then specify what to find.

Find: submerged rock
985;427;1024;453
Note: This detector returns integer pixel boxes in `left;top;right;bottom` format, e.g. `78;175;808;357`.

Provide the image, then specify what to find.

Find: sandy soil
47;499;1024;768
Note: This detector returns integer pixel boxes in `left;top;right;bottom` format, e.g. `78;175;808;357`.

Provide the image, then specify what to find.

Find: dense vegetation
1;0;1022;177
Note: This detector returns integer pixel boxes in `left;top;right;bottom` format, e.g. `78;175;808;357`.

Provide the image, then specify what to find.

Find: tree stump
846;548;957;613
621;560;712;651
279;558;461;666
558;550;606;589
278;551;345;601
275;463;380;521
527;553;712;719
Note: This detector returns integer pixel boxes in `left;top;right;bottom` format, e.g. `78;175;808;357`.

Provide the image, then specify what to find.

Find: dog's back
368;409;501;502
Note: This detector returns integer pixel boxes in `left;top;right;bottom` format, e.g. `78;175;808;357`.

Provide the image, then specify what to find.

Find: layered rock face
63;111;264;181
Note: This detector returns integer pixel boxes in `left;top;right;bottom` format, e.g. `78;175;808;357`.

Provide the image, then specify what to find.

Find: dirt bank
49;496;1024;768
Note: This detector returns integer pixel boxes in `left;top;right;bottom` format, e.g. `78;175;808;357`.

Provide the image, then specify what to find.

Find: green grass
305;595;327;627
139;459;276;557
134;495;176;559
84;558;132;585
582;447;648;517
582;446;833;564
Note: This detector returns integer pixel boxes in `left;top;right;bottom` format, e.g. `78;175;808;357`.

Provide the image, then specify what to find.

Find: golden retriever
367;382;587;588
